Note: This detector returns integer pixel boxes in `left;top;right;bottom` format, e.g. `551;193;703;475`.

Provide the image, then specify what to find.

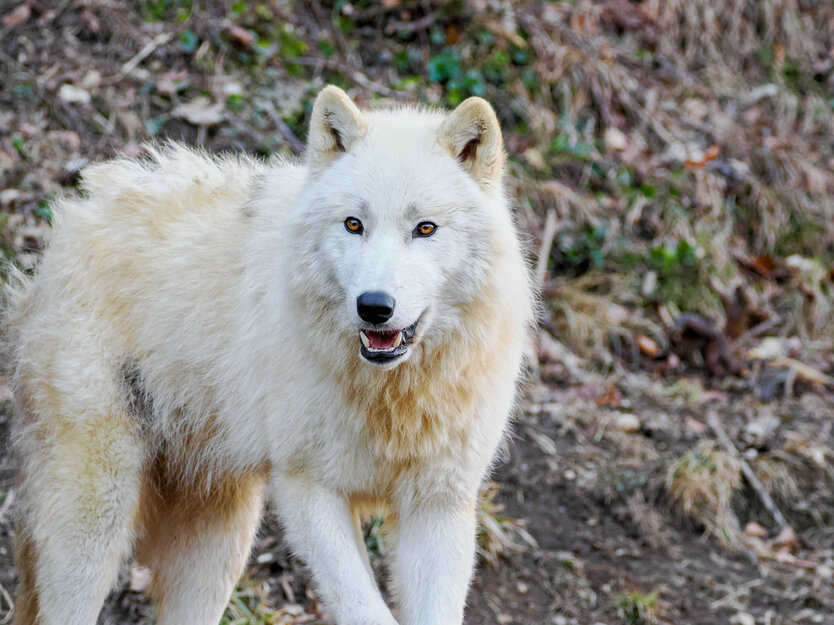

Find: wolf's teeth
393;332;403;348
360;331;370;349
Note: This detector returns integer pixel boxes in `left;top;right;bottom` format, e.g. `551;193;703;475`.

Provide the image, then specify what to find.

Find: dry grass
221;580;318;625
476;482;537;566
665;441;744;545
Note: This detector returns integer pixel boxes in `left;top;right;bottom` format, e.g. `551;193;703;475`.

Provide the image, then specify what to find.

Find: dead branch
706;410;789;532
728;315;783;351
0;489;14;526
119;32;174;78
260;100;306;156
535;209;558;287
384;12;436;36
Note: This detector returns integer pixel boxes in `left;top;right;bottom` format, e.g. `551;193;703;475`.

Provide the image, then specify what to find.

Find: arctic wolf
5;85;534;625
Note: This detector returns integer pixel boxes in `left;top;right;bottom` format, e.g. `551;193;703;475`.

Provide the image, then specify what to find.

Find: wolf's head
287;86;518;370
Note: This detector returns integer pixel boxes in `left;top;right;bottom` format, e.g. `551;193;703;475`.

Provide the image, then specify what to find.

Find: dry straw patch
476;482;538;566
665;441;744;545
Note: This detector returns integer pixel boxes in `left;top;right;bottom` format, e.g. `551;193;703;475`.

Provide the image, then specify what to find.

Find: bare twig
119;32;174;78
384;12;436;36
706;411;789;531
770;357;834;388
728;315;782;351
709;578;763;610
0;489;14;526
260;101;306;156
0;578;13;624
534;209;558;286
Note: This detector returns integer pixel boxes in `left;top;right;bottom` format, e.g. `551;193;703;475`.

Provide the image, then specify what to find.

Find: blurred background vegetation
1;1;833;624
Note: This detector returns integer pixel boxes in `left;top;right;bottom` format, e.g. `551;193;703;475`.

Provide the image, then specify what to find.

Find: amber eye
344;217;363;234
414;221;437;238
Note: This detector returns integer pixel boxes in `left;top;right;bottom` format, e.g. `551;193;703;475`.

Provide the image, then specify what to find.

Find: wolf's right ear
307;86;368;170
437;97;505;186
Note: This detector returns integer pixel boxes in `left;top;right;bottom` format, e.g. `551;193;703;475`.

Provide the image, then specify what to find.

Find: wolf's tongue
367;330;399;349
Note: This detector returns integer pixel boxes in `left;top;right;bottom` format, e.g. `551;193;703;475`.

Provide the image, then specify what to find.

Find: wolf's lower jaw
360;343;410;366
358;315;422;366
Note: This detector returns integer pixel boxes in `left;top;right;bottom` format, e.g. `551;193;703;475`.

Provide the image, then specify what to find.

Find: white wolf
5;85;534;625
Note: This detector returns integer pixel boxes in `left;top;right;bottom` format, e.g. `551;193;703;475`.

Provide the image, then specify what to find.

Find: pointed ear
306;86;368;169
437;97;505;185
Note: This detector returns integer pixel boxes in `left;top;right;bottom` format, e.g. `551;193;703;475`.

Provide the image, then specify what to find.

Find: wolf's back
4;145;283;414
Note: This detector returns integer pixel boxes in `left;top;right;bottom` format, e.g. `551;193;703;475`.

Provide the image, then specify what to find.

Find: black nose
357;291;395;325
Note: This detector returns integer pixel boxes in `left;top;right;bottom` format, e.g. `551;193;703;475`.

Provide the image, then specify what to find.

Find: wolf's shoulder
42;143;306;246
77;143;267;211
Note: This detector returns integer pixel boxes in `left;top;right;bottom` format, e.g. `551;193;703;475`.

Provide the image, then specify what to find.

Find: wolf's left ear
307;86;368;169
437;97;505;185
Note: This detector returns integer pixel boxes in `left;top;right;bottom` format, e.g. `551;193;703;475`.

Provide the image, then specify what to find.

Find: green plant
552;223;608;275
427;48;486;105
648;239;697;274
33;200;53;225
11;134;25;159
0;212;18;264
613;588;661;625
221;582;274;625
142;0;191;22
178;30;199;54
549;133;596;161
363;517;385;556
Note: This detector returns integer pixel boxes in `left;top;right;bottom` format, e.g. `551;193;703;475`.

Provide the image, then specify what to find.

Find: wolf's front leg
390;496;479;625
271;474;398;625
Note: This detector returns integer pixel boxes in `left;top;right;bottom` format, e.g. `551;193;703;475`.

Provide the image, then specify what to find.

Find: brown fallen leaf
774;42;786;68
595;383;622;408
637;334;661;358
744;521;767;539
733;251;788;280
2;4;30;28
225;22;255;48
685;144;720;168
685;416;708;435
747;535;819;570
445;23;461;45
570;12;600;35
770;525;799;552
749;255;779;277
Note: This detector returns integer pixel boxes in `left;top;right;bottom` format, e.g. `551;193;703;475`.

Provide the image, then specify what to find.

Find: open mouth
358;316;421;365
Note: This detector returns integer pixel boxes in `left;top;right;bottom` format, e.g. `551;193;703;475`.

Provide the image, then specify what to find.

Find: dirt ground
1;2;833;624
1;375;832;625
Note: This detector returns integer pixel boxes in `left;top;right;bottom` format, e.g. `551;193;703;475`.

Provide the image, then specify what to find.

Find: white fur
5;86;535;625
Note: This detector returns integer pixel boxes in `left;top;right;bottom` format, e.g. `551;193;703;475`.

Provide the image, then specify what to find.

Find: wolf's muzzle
357;291;395;325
